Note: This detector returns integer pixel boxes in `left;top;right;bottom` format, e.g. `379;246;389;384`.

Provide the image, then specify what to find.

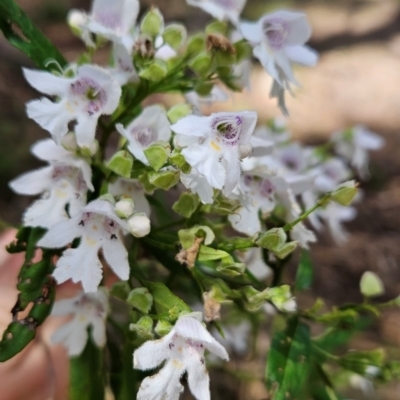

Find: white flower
236;247;272;280
69;0;139;51
186;0;246;25
116;105;171;165
24;65;121;147
128;214;151;237
108;178;151;216
133;313;229;400
240;10;318;114
52;290;109;356
38;199;131;292
185;86;228;115
172;111;258;195
9;139;93;229
108;43;139;86
332;125;385;179
181;168;215;204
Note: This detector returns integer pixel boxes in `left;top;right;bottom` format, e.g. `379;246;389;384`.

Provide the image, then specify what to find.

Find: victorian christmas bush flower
172;111;257;196
186;0;246;25
9;139;93;229
52;290;109;356
24;64;121;147
133;313;229;400
38;199;136;292
117;105;171;165
68;0;140;51
240;10;318;114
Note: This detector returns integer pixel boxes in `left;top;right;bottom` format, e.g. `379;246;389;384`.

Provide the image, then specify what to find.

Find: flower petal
239;21;262;43
101;239;129;281
23;68;69;97
52;319;88;356
186;357;211;400
38;216;82;248
284;45;318;66
171;115;210;138
9;166;54;195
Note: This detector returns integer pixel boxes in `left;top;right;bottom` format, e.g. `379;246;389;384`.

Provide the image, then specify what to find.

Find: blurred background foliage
1;0;400;398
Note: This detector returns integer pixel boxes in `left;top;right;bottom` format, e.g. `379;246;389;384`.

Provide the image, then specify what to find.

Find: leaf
0;228;55;362
295;249;313;291
0;0;66;70
143;281;191;320
69;334;105;400
197;245;230;262
265;318;311;400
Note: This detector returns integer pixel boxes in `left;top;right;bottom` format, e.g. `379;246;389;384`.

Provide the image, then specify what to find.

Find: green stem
152;218;186;233
283;195;330;232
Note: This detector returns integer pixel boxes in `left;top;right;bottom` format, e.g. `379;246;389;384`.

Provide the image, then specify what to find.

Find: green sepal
107;150;133;178
274;241;297;259
167;104;192;124
189;52;213;76
205;21;228;36
144;142;171;172
256;228;286;250
127;287;153;314
172;192;200;218
163;24;187;50
233;40;252;62
140;8;164;37
129;316;154;341
186;34;206;55
155;319;172;336
360;271;384;298
339;348;385;376
139;60;168;82
148;170;180;190
109;281;131;301
178;226;215;249
198;245;230;262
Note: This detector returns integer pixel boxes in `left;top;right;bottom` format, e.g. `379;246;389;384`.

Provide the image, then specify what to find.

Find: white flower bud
61;131;78;152
115;199;135;219
67;10;87;36
80;140;99;157
128;214;151;238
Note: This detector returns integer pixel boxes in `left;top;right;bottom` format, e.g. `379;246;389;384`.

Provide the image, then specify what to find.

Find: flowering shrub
0;0;398;399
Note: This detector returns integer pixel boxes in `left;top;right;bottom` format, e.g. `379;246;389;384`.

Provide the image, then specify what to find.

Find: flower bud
67;10;87;37
331;180;358;206
115;199;135;219
141;8;164;37
128;213;151;238
61;131;78;152
360;271;384;297
80;140;99;157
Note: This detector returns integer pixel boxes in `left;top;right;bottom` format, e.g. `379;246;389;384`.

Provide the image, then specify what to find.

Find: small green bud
115;198;135;219
110;281;131;300
268;285;297;312
274;242;297;259
127;288;154;314
172;192;200;218
139;60;168;82
140;8;164;37
107;150;133;178
163;24;187;50
79;140;99;157
148;170;180;190
216;259;246;277
167;104;192;124
189;53;213;76
360;271;384;298
98;193;115;205
155;319;172;336
233;40;253;62
331;180;359;206
256;228;287;250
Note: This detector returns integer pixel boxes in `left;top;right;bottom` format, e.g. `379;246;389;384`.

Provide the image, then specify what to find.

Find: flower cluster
3;0;388;399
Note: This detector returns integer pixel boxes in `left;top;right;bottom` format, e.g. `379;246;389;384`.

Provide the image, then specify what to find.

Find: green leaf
143;281;191;320
198;245;230;262
107;150;134;178
144;143;170;172
295;249;313;291
0;0;66;70
139;60;168;82
148;170;180;190
69;335;105;400
266;318;311;400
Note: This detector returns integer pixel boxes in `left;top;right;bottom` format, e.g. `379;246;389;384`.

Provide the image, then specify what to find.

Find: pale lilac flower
185;87;228;115
186;0;246;25
133;313;229;400
240;10;318;114
9;139;93;229
108;43;139;86
108;178;151;216
116;105;171;165
332;125;385;179
24;65;121;147
68;0;139;52
172;111;258;195
52;290;109;356
38;199;131;292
